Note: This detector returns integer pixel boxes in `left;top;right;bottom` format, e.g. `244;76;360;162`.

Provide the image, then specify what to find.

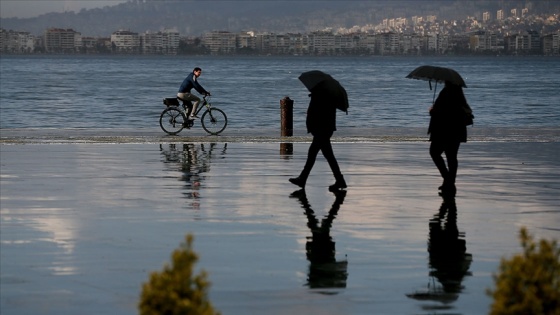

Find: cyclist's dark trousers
430;140;460;186
300;132;343;181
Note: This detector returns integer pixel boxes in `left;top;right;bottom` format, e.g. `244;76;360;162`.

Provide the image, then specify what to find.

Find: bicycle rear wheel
201;108;227;135
159;107;185;135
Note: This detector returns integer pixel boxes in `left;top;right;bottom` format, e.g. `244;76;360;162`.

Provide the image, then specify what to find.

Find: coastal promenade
1;128;559;314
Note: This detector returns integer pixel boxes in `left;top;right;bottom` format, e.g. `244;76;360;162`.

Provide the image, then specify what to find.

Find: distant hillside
1;0;556;37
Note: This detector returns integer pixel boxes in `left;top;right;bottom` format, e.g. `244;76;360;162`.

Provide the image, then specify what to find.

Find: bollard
280;96;294;155
280;96;293;137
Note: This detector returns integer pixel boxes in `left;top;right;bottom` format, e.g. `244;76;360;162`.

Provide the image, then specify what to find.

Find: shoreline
1;126;559;144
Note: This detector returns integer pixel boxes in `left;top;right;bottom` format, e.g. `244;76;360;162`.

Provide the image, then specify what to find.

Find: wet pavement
1;134;559;314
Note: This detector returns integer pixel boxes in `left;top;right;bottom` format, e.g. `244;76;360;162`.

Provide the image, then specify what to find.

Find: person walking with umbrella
289;71;347;191
428;81;468;196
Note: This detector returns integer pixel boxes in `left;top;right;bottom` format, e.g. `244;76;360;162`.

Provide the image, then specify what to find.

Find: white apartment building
142;32;163;54
111;30;140;53
202;31;237;54
334;33;357;53
44;28;80;53
400;33;422;54
0;28;35;53
470;31;502;51
375;32;400;54
162;30;180;54
236;32;257;50
505;30;541;53
497;10;504;20
309;31;335;54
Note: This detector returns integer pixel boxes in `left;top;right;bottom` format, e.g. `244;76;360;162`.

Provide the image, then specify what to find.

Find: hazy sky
0;0;127;18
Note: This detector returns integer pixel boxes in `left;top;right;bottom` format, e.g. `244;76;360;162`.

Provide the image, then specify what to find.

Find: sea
1;55;559;140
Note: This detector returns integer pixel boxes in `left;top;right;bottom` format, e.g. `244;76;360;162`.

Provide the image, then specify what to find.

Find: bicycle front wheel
159;107;185;135
201;108;227;135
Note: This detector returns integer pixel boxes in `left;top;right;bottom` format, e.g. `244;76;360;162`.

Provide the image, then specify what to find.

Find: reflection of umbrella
406;276;459;304
406;65;467;103
299;70;349;113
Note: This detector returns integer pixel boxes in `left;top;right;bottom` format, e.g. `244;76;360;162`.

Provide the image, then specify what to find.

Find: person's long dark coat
306;83;337;136
428;84;467;143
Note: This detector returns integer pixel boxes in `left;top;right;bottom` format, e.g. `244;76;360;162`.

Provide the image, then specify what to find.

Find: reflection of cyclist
177;67;211;120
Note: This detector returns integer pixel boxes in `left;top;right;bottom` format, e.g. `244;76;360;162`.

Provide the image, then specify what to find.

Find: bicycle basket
163;98;180;106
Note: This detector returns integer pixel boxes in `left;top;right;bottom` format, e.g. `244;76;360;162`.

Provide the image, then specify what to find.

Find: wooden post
280;96;293;155
280;96;293;137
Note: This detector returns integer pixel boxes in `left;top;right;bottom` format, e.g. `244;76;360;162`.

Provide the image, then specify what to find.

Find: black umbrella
406;65;467;103
299;70;349;114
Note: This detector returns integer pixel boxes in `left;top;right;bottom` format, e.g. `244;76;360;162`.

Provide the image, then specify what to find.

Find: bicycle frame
160;94;227;135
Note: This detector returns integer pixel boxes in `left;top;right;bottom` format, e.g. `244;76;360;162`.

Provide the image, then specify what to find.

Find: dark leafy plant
487;227;560;315
139;234;220;315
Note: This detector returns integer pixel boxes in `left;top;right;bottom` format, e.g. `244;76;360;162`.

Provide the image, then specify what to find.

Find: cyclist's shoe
189;114;199;119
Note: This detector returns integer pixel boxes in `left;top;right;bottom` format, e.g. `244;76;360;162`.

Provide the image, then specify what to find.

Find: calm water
1;55;559;133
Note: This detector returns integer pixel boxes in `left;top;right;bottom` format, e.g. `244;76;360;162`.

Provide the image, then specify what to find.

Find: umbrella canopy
299;70;349;113
406;65;467;88
406;65;467;104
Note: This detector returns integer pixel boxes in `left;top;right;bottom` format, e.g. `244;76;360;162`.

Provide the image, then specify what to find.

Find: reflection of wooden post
280;142;293;156
280;96;293;155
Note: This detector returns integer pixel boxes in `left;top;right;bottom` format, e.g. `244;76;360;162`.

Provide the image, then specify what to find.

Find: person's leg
309;133;346;190
184;93;201;118
318;136;346;190
301;136;322;180
443;142;460;186
430;141;448;186
177;93;189;108
289;136;321;188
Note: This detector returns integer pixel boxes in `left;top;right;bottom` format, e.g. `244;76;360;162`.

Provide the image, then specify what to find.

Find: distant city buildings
44;28;81;53
1;5;559;56
0;28;35;53
497;10;505;21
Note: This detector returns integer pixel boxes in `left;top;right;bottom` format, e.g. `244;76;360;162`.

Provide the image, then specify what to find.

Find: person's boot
439;177;456;197
289;176;307;188
329;175;347;191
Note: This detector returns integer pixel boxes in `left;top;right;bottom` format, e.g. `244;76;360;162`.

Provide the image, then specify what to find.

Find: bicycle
159;95;227;135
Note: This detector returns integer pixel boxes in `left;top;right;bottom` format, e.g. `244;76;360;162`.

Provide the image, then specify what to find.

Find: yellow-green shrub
487;227;560;315
139;234;220;315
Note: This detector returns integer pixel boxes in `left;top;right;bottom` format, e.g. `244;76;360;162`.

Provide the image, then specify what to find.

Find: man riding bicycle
177;67;211;120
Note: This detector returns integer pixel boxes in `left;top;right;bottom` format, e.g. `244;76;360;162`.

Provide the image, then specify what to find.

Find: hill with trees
1;0;558;37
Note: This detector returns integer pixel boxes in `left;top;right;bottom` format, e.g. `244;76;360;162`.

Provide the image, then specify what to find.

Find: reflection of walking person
290;82;347;191
428;81;468;196
290;189;348;290
428;197;472;293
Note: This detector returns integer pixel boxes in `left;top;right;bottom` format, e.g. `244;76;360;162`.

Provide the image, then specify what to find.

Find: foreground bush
139;234;220;315
487;227;560;315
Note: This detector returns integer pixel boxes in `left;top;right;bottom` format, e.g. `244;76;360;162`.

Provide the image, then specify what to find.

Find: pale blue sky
0;0;127;18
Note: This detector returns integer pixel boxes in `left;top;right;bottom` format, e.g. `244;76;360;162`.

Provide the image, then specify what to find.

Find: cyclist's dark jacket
178;72;208;95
